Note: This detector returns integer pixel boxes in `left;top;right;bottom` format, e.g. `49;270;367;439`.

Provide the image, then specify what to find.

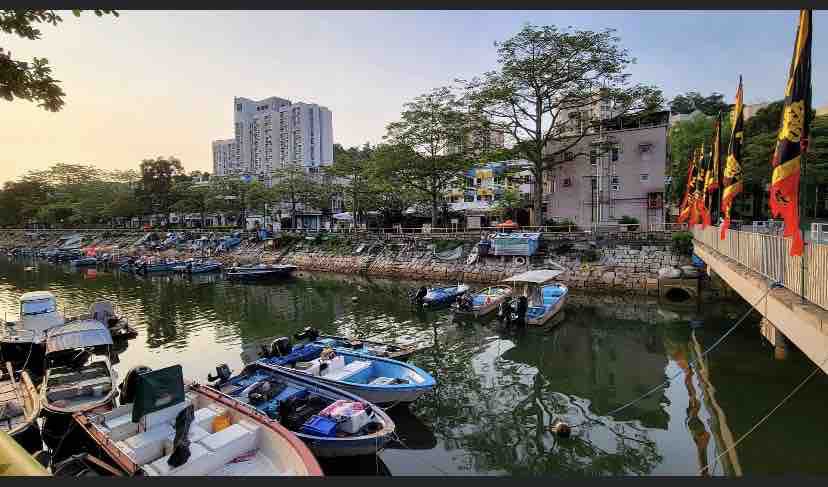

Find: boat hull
527;293;567;326
227;267;296;280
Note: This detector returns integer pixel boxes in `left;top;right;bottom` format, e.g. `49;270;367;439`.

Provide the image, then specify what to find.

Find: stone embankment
1;229;693;295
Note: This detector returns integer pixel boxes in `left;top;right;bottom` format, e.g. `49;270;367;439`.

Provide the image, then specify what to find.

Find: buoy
550;421;571;438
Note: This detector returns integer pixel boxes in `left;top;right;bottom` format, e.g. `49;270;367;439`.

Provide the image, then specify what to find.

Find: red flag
769;10;811;256
720;77;744;240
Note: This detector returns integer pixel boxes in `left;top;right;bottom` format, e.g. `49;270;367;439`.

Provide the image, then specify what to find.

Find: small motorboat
173;259;223;274
501;269;569;327
82;301;138;341
0;291;66;376
257;343;435;405
73;365;323;476
291;327;423;361
208;362;395;457
1;362;42;453
41;320;118;415
452;285;513;318
226;263;297;281
411;284;470;308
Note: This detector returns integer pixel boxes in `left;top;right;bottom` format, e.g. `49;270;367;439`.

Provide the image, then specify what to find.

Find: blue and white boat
411;284;470;308
292;328;425;361
502;269;569;326
209;362;395;457
217;232;243;252
257;343;435;405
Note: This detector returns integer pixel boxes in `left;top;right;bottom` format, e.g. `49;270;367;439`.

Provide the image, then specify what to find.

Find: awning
45;320;113;353
503;269;565;284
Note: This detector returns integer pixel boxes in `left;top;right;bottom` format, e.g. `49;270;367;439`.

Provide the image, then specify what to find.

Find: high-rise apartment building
212;96;333;183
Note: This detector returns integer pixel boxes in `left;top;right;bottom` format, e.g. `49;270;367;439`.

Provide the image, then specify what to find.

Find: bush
545;218;578;232
672;231;693;256
581;249;599;262
619;215;639;231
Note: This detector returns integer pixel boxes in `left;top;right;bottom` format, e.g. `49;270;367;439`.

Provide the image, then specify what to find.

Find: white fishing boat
0;291;66;375
41;320;118;415
452;285;513;318
502;268;569;326
73;365;323;476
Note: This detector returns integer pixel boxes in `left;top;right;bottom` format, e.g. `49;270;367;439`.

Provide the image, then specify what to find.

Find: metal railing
693;226;828;311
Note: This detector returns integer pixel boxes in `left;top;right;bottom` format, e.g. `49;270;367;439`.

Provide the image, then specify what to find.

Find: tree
270;165;325;229
137;156;184;216
492;187;523;221
379;86;472;227
327;143;378;226
1;10;118;111
668;91;729;116
245;181;278;224
172;183;212;227
667;113;732;203
460;24;663;225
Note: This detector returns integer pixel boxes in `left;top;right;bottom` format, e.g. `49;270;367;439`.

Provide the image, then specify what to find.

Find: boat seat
323;360;371;381
144;442;211;476
318;356;345;377
119;424;175;465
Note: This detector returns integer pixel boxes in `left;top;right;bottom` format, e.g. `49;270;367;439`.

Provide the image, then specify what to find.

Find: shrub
619;215;640;231
672;231;693;256
581;249;599;262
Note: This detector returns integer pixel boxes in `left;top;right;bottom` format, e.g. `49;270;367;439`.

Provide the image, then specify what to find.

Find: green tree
668;91;729;116
137;156;184;216
667;113;732;203
492;187;523;221
379;86;472;227
327;143;378;226
1;10;118;111
460;24;663;225
271;165;329;229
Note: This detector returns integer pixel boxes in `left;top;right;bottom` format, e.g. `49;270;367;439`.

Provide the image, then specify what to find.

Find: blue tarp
490;232;540;256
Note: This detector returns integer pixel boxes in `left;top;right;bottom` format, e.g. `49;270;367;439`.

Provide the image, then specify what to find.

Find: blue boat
411;284;470;308
501;269;569;327
208;362;395;457
257;343;435;405
121;258;183;274
292;328;426;361
216;232;243;252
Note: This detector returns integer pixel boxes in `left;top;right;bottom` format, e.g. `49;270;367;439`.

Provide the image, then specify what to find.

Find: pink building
541;110;669;228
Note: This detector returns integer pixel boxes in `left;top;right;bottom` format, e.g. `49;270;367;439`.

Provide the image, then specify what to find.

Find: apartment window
640;173;650;182
565;151;574;161
611;183;621;191
236;104;242;111
590;178;597;190
611;176;620;185
590;150;598;165
611;147;619;162
562;177;573;188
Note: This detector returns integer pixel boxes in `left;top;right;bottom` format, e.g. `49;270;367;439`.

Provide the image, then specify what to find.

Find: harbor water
2;256;827;476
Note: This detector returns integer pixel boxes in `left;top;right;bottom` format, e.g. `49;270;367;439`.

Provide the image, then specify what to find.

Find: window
611;183;621;191
236;104;242;112
565;151;574;161
590;150;598;165
562;177;572;188
22;298;56;316
590;178;597;190
640;173;650;182
611;147;619;162
611;176;620;185
639;143;653;153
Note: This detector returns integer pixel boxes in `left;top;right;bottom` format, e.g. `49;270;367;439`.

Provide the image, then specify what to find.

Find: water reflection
2;256;828;475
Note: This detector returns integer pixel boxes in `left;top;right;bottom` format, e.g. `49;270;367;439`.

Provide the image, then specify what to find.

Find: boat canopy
503;269;564;284
45;320;113;354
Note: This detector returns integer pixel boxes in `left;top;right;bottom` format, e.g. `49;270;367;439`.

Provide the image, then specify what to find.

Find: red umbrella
496;219;519;229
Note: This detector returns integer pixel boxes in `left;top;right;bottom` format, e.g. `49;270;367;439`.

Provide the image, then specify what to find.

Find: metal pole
800;150;807;303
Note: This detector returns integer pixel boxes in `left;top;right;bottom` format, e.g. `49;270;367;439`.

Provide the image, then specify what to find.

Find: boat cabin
4;292;65;342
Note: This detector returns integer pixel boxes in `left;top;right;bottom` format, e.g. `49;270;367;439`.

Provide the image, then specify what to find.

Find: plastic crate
300;415;338;437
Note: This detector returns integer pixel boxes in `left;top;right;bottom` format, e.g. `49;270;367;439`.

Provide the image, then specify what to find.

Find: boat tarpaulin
133;364;185;422
502;269;564;284
45;320;113;353
490;232;540;256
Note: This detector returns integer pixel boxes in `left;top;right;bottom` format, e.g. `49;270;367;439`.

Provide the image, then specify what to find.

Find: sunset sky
2;10;825;184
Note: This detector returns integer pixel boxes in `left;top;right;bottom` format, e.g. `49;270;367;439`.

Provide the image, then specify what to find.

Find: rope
703;352;828;476
574;283;776;429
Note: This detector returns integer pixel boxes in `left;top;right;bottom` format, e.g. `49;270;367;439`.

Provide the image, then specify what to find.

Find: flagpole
800;150;806;304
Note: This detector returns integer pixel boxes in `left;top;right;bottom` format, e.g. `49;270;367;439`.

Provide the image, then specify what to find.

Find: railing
693;226;828;311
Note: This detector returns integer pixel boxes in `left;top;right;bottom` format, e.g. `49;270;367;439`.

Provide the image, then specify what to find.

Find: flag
705;112;722;195
677;154;697;223
770;10;811;257
690;144;709;227
720;76;745;240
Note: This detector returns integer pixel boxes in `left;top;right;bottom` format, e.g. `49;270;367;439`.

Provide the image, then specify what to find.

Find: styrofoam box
139;398;192;432
122;424;175;465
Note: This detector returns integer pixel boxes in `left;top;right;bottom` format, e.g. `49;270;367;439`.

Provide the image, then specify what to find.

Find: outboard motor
497;296;513;325
294;327;320;342
118;365;152;404
167;405;195;468
457;293;473;312
207;364;232;385
270;337;292;357
515;296;529;328
413;286;428;305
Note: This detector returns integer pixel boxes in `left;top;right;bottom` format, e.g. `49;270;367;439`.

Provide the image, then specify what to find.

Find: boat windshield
21;298;57;316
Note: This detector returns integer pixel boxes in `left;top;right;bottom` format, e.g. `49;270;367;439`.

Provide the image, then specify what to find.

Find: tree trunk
431;194;439;229
532;171;544;226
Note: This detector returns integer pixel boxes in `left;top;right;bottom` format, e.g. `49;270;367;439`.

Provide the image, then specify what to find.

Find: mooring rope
572;282;779;429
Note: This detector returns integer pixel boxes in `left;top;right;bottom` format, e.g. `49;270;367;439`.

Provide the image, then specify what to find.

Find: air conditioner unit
611;184;621;191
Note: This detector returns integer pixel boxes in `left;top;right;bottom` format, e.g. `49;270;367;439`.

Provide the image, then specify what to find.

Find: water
2;256;828;476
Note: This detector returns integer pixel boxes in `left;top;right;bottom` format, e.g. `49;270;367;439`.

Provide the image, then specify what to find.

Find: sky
2;10;826;184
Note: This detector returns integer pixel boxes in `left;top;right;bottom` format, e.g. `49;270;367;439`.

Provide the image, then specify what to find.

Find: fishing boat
411;284;470;308
173;259;223;274
501;269;569;326
73;365;323;476
41;320;118;415
216;232;243;253
1;363;42;453
257;343;435;405
208;362;395;457
291;327;423;361
452;284;513;318
70;301;138;341
0;291;66;375
226;263;297;281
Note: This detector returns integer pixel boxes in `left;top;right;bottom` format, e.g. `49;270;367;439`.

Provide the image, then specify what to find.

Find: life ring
514;256;526;266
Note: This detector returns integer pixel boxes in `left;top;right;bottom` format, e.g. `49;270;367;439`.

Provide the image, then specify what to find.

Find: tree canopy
668;91;729;116
1;9;118;111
